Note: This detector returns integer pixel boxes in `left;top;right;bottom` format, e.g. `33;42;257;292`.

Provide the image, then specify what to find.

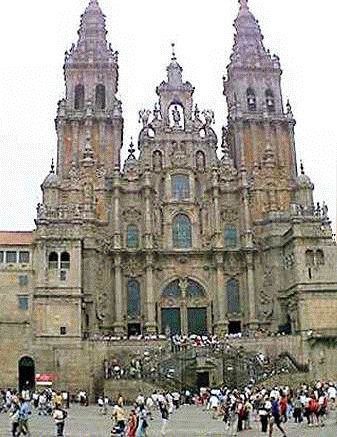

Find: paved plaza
0;405;336;437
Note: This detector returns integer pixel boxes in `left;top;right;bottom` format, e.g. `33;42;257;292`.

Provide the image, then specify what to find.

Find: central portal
161;278;208;335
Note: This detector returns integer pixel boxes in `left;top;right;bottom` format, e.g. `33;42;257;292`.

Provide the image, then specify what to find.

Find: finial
127;137;136;160
50;158;55;174
239;0;248;9
300;160;305;175
171;43;176;61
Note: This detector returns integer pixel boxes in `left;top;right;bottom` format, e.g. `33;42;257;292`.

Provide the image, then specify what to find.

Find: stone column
144;254;157;334
112;167;121;249
144;171;153;249
179;278;188;335
214;254;228;336
211;168;221;248
246;252;258;331
113;254;125;335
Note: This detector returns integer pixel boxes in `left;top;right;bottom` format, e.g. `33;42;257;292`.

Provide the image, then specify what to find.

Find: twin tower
34;0;335;340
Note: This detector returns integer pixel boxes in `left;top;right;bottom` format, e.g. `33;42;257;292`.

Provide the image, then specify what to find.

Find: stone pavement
0;405;336;436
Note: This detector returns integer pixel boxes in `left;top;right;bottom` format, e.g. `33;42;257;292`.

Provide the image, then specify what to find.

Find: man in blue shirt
17;397;31;436
269;397;287;437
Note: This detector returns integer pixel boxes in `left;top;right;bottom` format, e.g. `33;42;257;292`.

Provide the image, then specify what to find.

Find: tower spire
230;0;273;69
65;0;118;67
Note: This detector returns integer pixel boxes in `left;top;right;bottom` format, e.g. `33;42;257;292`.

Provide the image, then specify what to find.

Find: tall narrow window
95;84;106;110
48;252;58;269
316;249;325;265
171;175;190;200
172;214;192;249
265;89;275;112
127;225;139;249
305;249;314;266
18;296;29;311
127;279;141;320
224;227;238;248
74;84;85;110
0;251;3;263
227;279;240;313
60;252;70;270
247;88;256;111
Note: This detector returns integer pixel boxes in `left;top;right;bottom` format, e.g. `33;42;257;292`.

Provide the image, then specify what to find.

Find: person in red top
127;408;138;437
279;395;288;423
308;394;318;427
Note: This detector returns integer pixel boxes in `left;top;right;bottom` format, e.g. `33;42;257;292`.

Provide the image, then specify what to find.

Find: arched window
162;278;205;298
95;84;106;110
227;279;240;313
316;249;325;265
224;227;238;248
60;252;70;269
187;279;205;298
162;279;181;298
171;175;190;200
305;249;314;266
247;88;256;111
48;252;58;269
127;279;141;320
74;84;85;110
127;225;139;249
172;214;192;249
265;89;275;112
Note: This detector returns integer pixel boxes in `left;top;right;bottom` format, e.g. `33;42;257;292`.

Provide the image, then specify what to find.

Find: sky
0;0;335;232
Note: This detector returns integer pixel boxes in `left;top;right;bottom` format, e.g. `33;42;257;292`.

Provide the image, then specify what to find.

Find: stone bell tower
223;0;298;221
56;0;123;178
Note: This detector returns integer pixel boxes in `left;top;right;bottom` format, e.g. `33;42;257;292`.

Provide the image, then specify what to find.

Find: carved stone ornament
263;266;273;288
224;253;242;276
122;207;142;221
121;257;143;278
169;141;188;167
258;289;274;321
221;207;238;223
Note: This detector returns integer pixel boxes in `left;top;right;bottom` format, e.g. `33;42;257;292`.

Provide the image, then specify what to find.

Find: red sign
35;373;58;383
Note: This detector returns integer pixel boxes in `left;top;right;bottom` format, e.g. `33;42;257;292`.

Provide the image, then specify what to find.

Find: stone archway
160;278;209;335
18;356;35;392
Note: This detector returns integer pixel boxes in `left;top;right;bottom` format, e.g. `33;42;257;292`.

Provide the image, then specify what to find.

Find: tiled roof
0;231;33;246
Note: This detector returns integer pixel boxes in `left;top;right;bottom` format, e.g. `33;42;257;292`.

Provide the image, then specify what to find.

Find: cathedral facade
0;0;336;391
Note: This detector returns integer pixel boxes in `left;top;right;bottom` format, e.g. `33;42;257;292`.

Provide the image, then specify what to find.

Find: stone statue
179;277;188;298
196;151;205;172
139;109;151;127
153;151;163;172
172;105;182;127
322;202;329;221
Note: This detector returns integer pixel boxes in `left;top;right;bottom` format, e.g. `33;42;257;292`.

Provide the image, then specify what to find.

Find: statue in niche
172;105;182;127
83;182;94;204
153;150;163;172
196;151;206;172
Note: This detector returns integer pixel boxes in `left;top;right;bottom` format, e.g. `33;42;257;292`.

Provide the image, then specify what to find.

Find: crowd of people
194;380;336;436
1;379;335;436
0;388;69;436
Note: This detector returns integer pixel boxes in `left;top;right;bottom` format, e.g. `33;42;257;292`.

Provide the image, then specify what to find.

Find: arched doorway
160;278;208;335
18;356;35;392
